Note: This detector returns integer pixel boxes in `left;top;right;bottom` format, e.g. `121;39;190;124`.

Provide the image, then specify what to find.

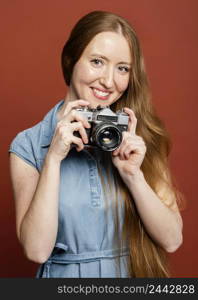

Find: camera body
75;105;129;151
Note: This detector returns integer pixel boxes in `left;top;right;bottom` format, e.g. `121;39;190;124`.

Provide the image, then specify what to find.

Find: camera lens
92;123;122;151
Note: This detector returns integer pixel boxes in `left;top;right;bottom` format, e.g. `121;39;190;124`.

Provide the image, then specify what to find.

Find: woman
9;11;183;278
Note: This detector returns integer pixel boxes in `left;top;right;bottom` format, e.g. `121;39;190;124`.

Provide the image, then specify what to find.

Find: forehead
82;31;131;63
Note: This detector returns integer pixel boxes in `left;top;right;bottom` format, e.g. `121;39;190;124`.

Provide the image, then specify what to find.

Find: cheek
73;62;99;85
116;75;129;93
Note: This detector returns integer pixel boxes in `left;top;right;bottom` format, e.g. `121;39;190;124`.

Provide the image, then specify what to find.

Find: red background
1;0;197;277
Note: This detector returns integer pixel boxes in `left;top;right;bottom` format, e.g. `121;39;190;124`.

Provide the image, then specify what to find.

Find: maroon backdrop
1;0;197;277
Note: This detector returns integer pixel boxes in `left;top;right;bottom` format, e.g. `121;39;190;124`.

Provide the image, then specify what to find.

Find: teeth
93;88;109;97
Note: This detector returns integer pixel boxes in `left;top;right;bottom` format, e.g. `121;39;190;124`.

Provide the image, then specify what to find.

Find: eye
90;58;103;67
118;66;130;73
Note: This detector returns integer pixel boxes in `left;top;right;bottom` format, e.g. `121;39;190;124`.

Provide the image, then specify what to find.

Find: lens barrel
91;123;122;151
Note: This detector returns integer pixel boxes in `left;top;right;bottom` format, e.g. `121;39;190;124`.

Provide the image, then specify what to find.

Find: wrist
122;169;145;187
45;152;62;167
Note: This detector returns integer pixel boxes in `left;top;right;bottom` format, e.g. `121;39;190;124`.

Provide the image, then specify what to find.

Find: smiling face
68;31;132;108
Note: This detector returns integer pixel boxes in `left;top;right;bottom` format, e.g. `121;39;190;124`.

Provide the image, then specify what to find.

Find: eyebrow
90;54;132;66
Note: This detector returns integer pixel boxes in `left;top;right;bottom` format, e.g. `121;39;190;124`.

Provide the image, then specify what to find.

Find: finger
123;142;146;158
113;131;129;156
59;110;91;129
119;143;131;160
63;100;90;115
69;110;91;129
123;144;136;159
123;107;137;134
70;136;84;152
120;143;139;160
113;142;127;160
70;122;88;144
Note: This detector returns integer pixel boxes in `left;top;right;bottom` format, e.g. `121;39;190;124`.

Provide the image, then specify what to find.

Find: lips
91;87;111;100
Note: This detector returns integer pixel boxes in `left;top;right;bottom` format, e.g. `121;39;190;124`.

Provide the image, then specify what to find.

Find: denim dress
9;100;130;278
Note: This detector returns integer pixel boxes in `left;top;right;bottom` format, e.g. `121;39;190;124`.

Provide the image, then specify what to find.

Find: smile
92;88;111;100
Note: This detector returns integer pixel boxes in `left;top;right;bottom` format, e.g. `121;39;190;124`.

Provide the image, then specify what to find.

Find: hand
47;99;91;163
111;107;146;179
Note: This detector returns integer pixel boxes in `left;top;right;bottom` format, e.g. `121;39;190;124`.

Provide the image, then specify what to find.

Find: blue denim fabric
9;100;130;278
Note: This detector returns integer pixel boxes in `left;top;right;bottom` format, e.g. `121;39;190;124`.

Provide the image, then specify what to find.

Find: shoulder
9;114;45;155
9;100;64;170
10;122;42;147
8;122;42;170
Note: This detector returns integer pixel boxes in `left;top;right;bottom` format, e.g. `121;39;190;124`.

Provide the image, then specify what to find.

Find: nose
99;66;114;89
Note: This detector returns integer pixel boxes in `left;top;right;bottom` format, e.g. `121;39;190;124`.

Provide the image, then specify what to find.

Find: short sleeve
8;130;37;169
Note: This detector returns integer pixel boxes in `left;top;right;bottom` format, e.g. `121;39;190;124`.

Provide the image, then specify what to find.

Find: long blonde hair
61;10;183;277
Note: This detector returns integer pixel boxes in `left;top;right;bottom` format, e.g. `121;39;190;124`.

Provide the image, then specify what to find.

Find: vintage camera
74;105;129;151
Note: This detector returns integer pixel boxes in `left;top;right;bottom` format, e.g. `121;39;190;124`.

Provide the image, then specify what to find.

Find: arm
10;153;60;263
122;169;183;252
10;100;90;263
112;107;183;252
